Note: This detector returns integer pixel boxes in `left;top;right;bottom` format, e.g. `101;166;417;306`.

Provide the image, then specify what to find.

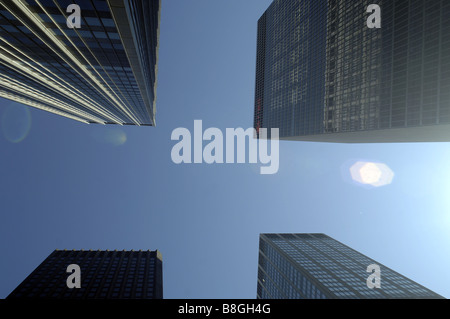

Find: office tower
7;249;163;299
254;0;450;142
0;0;161;126
257;233;444;299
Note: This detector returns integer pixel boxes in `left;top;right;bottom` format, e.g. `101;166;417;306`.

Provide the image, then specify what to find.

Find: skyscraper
257;233;444;299
0;0;161;126
7;249;163;299
254;0;450;142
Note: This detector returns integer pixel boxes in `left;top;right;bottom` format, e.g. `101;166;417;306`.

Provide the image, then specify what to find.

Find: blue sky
1;0;449;299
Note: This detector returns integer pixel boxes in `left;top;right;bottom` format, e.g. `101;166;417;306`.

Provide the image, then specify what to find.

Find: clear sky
0;0;449;299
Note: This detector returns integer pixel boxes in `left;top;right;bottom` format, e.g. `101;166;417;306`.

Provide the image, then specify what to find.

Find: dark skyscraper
254;0;450;142
7;249;163;299
0;0;161;126
257;233;444;299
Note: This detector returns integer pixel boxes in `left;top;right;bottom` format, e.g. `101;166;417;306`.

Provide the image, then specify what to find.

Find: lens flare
350;161;394;188
92;128;127;146
1;104;32;143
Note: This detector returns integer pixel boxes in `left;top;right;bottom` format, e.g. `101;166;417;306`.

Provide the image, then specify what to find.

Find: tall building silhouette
254;0;450;142
0;0;161;126
257;233;444;299
7;249;163;299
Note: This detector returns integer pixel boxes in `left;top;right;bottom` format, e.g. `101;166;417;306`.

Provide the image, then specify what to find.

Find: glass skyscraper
257;233;444;299
7;249;163;299
0;0;161;126
254;0;450;142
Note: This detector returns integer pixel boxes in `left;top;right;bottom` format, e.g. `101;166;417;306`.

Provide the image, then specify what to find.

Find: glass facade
257;233;444;299
324;0;382;134
379;0;450;128
7;249;163;299
255;0;328;139
0;0;161;126
255;0;450;142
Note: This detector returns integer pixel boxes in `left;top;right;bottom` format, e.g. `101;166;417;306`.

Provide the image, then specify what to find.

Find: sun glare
350;161;394;188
